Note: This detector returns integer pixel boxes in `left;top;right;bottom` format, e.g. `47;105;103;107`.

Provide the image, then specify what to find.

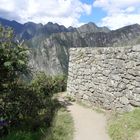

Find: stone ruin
67;45;140;112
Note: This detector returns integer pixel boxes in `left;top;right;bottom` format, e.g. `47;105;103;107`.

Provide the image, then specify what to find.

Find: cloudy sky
0;0;140;29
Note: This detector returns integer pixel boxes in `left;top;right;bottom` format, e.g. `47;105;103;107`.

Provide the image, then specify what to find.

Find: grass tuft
44;107;74;140
108;108;140;140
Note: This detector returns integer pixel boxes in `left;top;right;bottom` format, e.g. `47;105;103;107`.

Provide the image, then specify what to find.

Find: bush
0;25;32;136
0;82;47;136
31;72;67;96
52;75;67;93
0;25;67;139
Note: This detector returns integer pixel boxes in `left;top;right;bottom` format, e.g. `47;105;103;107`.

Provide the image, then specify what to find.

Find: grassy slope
2;104;74;140
2;108;74;140
44;107;74;140
108;108;140;140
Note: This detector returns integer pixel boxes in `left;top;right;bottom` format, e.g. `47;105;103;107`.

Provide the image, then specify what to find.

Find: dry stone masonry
67;45;140;112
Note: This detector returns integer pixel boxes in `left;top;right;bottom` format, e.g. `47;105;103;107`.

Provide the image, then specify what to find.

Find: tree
0;25;67;137
0;25;30;135
0;25;29;91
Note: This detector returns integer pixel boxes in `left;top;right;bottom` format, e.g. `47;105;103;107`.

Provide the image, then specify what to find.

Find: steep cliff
28;24;140;75
1;17;140;75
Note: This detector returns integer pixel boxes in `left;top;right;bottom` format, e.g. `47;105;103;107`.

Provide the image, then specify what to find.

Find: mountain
28;24;140;75
77;22;110;35
1;18;140;75
0;17;23;33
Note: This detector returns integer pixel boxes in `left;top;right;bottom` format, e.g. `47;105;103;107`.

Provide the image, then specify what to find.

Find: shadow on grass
43;103;74;140
1;98;65;140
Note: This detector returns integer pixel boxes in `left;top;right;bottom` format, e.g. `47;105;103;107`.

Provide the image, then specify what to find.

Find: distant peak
24;22;36;26
87;22;97;26
79;22;98;28
129;23;140;27
47;22;54;25
114;23;140;31
77;22;110;34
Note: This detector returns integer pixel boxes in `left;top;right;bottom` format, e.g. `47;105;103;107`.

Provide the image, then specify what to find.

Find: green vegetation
66;96;76;102
1;104;74;140
45;108;74;140
108;108;140;140
31;72;67;96
1;129;43;140
0;25;69;140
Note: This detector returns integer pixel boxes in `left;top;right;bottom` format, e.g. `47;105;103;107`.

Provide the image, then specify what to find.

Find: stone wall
67;45;140;112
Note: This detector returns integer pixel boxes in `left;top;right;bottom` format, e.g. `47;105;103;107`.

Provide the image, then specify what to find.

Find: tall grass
108;108;140;140
44;108;74;140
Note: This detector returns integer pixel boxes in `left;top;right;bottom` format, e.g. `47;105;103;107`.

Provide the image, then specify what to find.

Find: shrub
31;72;67;96
0;25;31;136
0;25;67;139
52;75;67;93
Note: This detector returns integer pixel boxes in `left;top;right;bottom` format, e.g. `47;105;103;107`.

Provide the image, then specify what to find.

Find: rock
126;84;134;90
128;69;140;76
134;88;140;94
108;80;119;88
130;100;140;107
132;45;140;52
114;92;123;97
120;97;129;105
103;70;110;76
122;78;129;84
110;74;122;81
118;82;126;91
131;81;140;87
125;61;135;69
83;94;89;100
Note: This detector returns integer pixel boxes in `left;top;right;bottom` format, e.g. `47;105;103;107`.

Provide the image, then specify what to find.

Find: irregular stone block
120;97;129;105
118;82;126;91
130;100;140;107
132;45;140;52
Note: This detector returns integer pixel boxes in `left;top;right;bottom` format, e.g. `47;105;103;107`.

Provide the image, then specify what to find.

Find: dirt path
58;93;111;140
67;102;111;140
68;103;110;140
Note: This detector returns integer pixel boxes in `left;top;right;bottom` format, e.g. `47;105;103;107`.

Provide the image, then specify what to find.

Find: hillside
1;17;140;75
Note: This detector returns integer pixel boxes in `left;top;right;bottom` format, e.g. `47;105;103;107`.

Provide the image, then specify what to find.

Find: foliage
0;25;68;139
1;130;42;140
1;105;74;140
0;25;29;90
108;108;140;140
31;72;67;96
1;83;45;124
0;25;32;136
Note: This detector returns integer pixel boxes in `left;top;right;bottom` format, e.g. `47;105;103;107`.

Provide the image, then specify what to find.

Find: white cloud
93;0;140;29
0;0;92;27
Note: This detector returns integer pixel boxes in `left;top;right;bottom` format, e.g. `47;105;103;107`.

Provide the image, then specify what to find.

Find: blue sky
0;0;140;29
80;0;106;23
80;7;106;24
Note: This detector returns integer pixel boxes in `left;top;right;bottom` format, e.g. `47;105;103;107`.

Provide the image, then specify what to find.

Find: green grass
76;100;91;108
1;129;45;140
108;108;140;140
44;107;74;140
1;107;74;140
65;96;76;102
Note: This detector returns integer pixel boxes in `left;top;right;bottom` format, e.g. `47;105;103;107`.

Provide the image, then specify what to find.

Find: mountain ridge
0;17;140;75
0;17;110;40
